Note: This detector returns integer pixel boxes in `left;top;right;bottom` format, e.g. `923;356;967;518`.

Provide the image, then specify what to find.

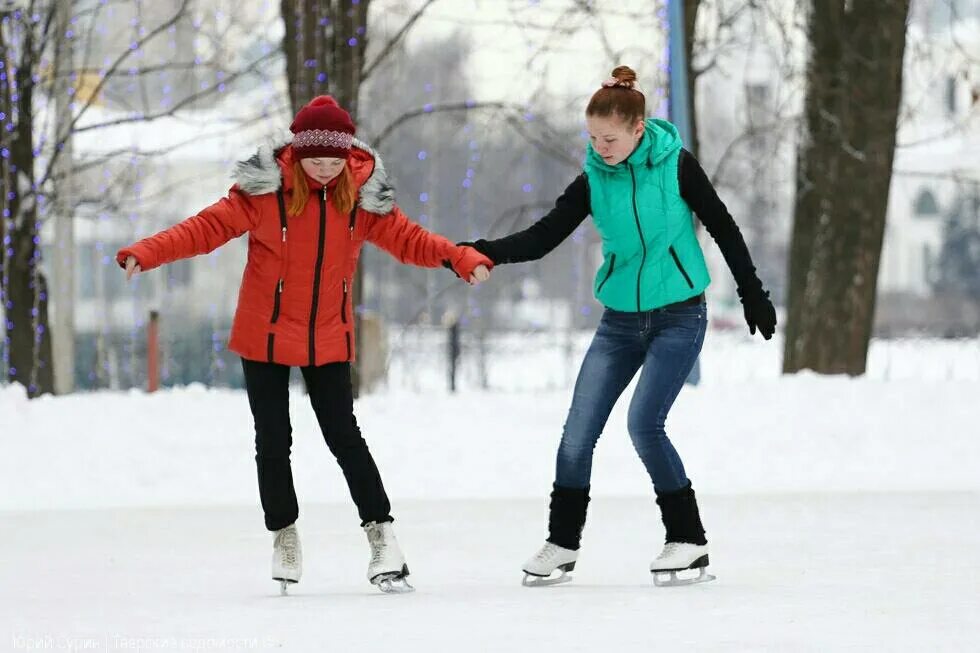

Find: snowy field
2;337;979;651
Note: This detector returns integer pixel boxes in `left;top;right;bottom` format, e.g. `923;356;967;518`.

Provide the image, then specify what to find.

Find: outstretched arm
116;187;258;273
467;175;590;264
362;205;493;282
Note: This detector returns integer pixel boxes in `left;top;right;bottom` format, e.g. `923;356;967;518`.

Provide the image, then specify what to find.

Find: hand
124;256;142;281
444;246;494;285
470;264;491;284
740;289;776;340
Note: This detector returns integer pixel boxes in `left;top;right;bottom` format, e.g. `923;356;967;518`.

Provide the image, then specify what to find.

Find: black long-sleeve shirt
470;149;764;298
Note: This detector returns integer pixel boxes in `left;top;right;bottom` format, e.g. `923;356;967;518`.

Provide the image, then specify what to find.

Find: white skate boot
271;523;302;595
649;542;714;587
522;542;578;587
364;521;414;594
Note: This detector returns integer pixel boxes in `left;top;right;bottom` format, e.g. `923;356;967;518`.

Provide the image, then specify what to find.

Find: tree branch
372;101;521;147
46;0;193;174
362;0;440;81
36;48;278;190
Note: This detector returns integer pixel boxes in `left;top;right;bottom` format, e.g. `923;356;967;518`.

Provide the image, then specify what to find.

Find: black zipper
268;188;288;363
597;254;616;293
345;208;355;360
628;163;646;311
271;189;287;324
308;187;328;365
270;279;283;323
669;246;695;288
340;278;348;324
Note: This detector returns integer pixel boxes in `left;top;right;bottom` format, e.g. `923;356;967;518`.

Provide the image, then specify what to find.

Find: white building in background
881;0;980;297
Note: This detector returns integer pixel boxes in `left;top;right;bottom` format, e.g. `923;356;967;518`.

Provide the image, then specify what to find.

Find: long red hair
288;161;357;217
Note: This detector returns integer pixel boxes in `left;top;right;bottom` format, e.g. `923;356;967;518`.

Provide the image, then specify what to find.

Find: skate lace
367;525;387;565
276;527;298;567
534;542;560;562
655;542;682;560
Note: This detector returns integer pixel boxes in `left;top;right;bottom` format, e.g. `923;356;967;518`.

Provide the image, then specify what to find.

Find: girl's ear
634;120;645;138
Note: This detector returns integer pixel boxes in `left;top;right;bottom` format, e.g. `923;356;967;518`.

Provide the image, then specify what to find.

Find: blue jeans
556;302;707;492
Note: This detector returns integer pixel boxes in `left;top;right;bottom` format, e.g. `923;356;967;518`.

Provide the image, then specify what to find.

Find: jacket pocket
597;254;616;294
340;279;348;324
669;246;694;289
270;279;283;323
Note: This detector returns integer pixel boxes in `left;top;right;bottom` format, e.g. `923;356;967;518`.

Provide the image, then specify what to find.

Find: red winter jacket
117;141;492;367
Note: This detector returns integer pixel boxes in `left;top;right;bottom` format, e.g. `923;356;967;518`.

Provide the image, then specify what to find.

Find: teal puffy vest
584;118;710;312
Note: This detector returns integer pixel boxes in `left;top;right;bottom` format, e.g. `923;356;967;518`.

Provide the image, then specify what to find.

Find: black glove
739;288;777;340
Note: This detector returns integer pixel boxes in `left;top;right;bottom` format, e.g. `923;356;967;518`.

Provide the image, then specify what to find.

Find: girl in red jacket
117;96;492;594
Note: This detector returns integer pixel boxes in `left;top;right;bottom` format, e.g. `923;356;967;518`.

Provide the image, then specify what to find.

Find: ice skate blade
522;569;572;587
275;578;297;595
651;567;716;587
371;564;414;594
376;577;415;594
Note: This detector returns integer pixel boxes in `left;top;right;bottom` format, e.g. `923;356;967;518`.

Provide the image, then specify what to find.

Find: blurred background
1;0;978;396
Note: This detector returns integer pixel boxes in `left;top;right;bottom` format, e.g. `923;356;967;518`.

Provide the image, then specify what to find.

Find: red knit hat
289;95;356;159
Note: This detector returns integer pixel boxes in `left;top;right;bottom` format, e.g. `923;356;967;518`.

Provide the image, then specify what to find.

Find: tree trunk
280;0;369;115
783;0;910;376
7;247;55;396
1;17;55;396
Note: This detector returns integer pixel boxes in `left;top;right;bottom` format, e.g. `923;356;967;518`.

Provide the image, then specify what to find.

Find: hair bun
610;65;638;89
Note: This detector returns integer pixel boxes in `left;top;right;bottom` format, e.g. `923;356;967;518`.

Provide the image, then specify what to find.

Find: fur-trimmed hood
232;137;395;215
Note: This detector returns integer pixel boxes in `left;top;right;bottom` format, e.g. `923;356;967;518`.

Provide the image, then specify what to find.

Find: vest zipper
308;187;328;365
669;245;695;289
628;163;646;312
597;254;616;294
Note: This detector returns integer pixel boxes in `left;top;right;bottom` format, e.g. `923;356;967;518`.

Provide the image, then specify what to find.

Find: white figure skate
522;542;578;587
272;523;302;595
649;542;715;587
364;521;414;594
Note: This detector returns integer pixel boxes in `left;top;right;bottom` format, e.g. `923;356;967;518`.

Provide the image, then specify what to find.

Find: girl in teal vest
464;66;776;587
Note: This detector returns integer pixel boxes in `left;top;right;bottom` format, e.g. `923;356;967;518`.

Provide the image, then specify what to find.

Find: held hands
444;245;494;285
470;264;491;284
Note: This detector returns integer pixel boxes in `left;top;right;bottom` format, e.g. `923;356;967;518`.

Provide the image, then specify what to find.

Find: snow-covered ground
2;337;979;651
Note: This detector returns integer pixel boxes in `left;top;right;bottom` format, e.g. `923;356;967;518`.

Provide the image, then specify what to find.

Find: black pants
242;358;393;531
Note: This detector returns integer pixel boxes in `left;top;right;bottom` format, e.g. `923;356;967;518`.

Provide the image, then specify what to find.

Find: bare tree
783;0;911;375
0;0;278;396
